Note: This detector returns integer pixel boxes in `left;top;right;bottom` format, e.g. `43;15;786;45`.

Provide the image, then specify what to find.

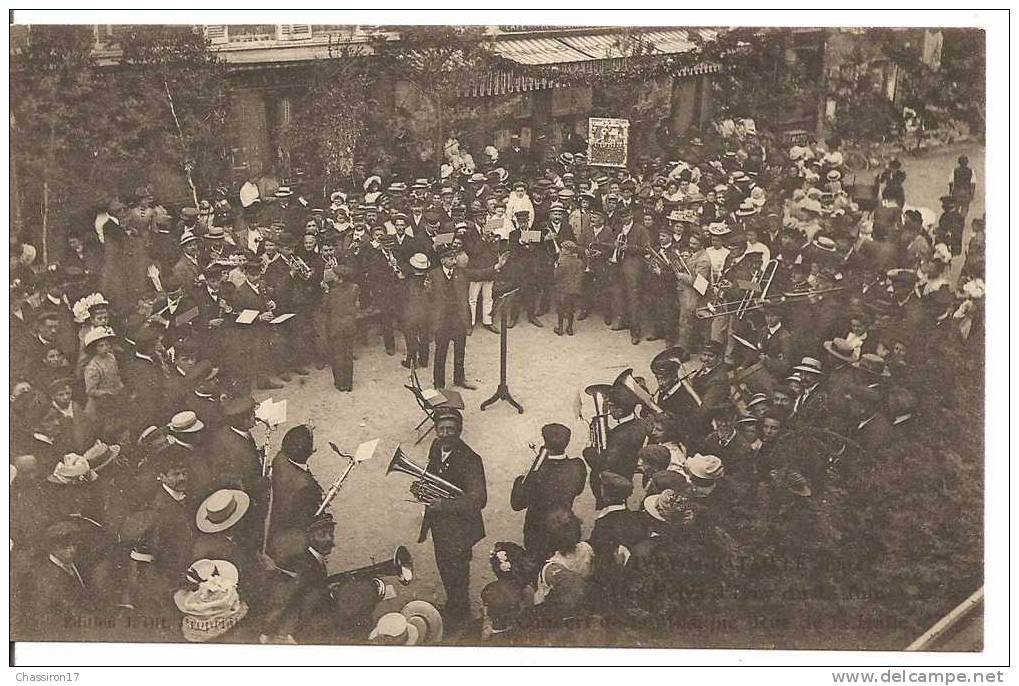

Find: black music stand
480;288;524;414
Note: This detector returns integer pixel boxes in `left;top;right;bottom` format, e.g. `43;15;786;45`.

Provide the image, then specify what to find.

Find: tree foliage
10;25;230;257
710;29;821;132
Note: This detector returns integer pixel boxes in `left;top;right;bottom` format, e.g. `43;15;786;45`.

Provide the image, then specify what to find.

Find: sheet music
235;309;260;324
255;397;288;426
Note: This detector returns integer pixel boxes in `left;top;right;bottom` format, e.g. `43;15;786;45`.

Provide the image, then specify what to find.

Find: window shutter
277;25;312;41
204;25;229;45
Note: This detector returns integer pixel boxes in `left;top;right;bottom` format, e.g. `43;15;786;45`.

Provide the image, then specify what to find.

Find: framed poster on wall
587;117;629;168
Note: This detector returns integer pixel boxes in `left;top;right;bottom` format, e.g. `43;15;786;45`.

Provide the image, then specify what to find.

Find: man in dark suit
650;346;696;419
148;453;196;582
429;244;502;389
11;521;93;641
267;424;324;562
205;394;261;487
223;262;284;390
583;383;650;510
119;325;168;431
509;423;587;563
587;471;650;618
417;408;487;630
265;513;382;644
608;205;651;344
42;377;97;454
690;340;732;436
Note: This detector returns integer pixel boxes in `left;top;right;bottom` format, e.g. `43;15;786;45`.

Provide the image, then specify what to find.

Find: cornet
387;446;464;504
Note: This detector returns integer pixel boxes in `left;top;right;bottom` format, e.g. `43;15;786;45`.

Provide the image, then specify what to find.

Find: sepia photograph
6;9;1007;671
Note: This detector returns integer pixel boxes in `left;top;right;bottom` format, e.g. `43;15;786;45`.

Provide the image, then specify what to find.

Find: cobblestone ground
253;143;984;647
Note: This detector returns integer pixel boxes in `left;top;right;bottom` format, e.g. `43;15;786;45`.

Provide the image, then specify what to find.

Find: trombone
387;446;464;504
735;259;778;320
696;286;846;319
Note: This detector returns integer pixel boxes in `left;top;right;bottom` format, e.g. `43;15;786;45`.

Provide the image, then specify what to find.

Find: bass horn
387;446;464;504
326;545;414;587
613;368;663;415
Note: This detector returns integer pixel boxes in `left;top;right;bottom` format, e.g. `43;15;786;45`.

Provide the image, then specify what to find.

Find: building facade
91;25;721;180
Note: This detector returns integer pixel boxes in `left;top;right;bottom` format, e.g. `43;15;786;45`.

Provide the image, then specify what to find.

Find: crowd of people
9;112;985;646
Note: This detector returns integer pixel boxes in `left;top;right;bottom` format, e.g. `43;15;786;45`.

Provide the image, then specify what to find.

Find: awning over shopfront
461;28;722;97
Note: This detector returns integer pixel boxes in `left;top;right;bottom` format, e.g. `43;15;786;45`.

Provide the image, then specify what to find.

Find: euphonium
585;383;612;453
387;446;464;504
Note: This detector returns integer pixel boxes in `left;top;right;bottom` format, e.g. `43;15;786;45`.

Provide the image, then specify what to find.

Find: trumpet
281;252;313;280
521;442;549;488
387;446;464;504
380;246;405;280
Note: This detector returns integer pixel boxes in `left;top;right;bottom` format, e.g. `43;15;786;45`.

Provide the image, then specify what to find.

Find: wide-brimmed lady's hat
82;326;117;352
195;489;250;534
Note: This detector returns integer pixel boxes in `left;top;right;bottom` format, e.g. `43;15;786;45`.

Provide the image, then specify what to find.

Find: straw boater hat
687;453;725;482
369;612;420;645
168;411;204;434
811;236;839;253
707;222;732;237
368;603;443;646
792;356;825;376
401;600;444;644
823;338;860;363
195;489;250;534
851;353;892;378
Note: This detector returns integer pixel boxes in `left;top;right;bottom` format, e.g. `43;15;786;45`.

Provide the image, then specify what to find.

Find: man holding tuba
582;378;650;510
417;407;487;631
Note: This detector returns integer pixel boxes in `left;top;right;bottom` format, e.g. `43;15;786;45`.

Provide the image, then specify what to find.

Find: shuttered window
276;25;312;41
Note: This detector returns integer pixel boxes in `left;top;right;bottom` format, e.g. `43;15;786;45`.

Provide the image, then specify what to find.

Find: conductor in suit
428;242;504;390
582;381;650;510
417;408;487;630
509;423;587;563
267;424;324;562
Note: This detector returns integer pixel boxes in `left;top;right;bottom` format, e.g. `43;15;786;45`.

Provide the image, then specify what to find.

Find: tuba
326;545;414;587
387;446;464;504
585;383;613;453
613;368;664;415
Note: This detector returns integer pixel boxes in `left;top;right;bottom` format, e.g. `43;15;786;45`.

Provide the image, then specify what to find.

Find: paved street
858;142;985;283
252;143;986;641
